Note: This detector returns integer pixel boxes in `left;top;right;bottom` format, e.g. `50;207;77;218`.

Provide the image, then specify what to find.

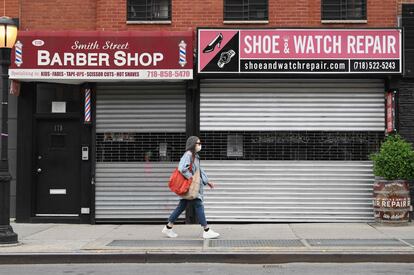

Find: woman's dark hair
185;136;199;161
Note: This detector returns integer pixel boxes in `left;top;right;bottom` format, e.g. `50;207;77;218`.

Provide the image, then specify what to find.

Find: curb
1;252;414;264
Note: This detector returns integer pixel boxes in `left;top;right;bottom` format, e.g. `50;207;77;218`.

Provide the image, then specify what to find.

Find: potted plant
370;134;414;224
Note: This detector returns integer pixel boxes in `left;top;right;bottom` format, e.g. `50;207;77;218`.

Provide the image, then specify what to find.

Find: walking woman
162;136;220;239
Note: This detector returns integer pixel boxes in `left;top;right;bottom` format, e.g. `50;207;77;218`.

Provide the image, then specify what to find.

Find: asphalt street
0;263;413;275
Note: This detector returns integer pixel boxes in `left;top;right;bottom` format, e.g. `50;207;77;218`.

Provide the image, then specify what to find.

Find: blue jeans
168;199;207;227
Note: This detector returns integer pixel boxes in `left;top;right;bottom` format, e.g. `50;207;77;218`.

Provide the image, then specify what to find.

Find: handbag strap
189;154;195;173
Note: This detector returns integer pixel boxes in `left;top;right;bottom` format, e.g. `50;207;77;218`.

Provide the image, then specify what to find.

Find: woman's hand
207;182;215;189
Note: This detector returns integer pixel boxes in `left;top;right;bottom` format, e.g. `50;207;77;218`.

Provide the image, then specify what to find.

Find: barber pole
84;89;91;124
9;80;20;96
14;41;23;67
179;40;187;67
386;91;395;134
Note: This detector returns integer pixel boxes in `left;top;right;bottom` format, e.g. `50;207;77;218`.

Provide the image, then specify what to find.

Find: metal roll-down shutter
200;79;384;222
201;79;385;131
95;83;186;221
96;83;186;133
202;160;375;222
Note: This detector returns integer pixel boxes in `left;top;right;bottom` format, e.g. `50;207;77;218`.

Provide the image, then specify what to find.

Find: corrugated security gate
95;83;187;221
200;79;385;222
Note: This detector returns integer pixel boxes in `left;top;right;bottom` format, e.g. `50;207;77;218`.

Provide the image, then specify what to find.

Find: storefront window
200;131;383;161
96;133;186;162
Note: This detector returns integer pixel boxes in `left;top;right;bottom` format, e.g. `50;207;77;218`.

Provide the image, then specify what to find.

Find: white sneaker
162;226;178;238
203;228;220;239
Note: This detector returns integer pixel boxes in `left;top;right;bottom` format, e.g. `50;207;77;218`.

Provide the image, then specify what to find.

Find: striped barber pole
84;88;91;124
14;41;23;67
179;40;187;67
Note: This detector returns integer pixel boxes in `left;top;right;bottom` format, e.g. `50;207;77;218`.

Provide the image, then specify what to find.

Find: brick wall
97;0;401;30
4;0;19;18
19;0;96;30
11;0;405;31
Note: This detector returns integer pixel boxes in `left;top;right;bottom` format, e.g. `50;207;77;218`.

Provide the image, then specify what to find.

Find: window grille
97;131;383;162
224;0;268;21
199;131;383;161
96;133;186;162
321;0;367;21
127;0;171;21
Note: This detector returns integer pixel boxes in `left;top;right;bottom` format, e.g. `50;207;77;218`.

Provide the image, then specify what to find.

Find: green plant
370;134;414;180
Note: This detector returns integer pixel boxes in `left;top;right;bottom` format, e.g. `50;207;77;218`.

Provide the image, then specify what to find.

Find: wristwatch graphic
217;50;236;68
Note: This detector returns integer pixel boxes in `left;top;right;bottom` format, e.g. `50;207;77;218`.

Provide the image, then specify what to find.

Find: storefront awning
10;31;194;84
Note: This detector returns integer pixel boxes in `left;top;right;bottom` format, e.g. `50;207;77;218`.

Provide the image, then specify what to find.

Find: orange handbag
168;162;193;195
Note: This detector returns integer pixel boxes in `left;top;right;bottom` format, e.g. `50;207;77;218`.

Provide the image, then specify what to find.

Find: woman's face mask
196;142;202;152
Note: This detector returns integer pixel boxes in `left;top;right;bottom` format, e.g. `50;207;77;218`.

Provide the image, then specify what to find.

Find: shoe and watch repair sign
9;31;193;81
197;28;402;75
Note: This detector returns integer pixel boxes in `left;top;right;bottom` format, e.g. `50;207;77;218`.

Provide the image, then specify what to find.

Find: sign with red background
10;31;193;81
386;91;396;133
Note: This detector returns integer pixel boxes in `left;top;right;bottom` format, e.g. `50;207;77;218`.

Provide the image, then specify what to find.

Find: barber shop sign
10;31;193;81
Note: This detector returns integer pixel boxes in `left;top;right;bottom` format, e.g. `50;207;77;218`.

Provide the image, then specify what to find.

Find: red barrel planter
373;180;411;224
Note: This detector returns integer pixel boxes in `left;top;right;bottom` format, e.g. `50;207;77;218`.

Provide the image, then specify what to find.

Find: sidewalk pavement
1;222;414;264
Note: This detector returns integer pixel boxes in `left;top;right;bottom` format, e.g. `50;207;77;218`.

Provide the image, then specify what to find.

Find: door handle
37;168;42;173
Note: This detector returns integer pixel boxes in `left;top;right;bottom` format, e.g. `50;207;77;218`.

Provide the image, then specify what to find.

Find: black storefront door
35;119;81;215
